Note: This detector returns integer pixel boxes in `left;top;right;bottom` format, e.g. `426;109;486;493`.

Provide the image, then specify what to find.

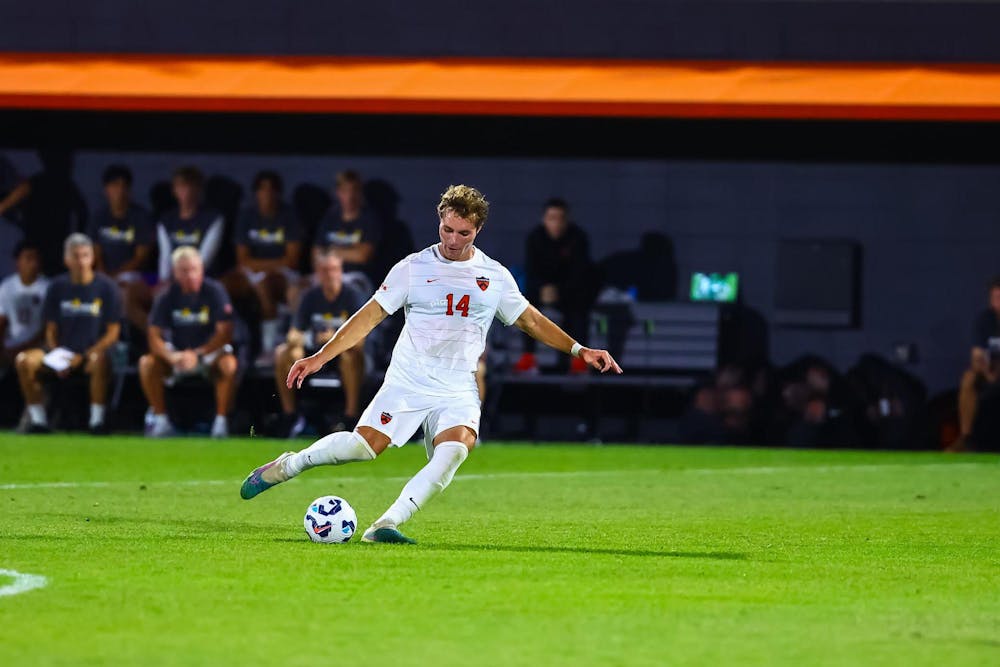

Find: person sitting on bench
140;246;237;438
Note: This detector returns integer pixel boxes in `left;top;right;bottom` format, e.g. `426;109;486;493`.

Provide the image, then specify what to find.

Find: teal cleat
239;451;293;500
361;526;417;544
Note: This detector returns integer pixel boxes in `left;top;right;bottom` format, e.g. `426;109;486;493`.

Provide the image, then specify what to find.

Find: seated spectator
313;170;383;290
156;167;224;282
773;357;858;447
90;164;155;333
0;242;49;374
140;246;237;439
954;277;1000;451
273;250;366;437
222;170;302;355
15;234;122;433
515;198;595;374
679;365;757;444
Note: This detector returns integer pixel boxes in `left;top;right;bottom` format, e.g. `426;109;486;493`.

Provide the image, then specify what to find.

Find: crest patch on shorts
476;276;490;291
380;412;393;425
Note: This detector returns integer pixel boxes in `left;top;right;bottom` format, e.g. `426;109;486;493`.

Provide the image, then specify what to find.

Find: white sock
153;413;171;427
212;415;227;429
375;441;468;528
89;404;106;428
284;430;376;477
27;404;47;426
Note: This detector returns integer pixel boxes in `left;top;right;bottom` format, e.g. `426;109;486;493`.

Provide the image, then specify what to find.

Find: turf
1;435;998;666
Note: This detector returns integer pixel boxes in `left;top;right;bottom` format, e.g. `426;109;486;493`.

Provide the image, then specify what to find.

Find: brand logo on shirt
172;230;202;245
99;226;136;243
60;298;103;317
248;228;286;245
172;306;211;326
476;276;490;291
380;411;393;425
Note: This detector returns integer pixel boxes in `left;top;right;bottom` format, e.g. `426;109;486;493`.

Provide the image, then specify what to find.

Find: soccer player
241;185;622;544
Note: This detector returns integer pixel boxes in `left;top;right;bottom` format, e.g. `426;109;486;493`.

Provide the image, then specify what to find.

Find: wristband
570;343;583;358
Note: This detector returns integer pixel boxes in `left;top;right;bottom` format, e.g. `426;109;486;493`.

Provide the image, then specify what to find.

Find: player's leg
240;428;385;501
337;342;364;424
139;353;175;437
209;352;238;438
240;384;421;500
363;396;479;544
15;348;48;432
85;350;110;433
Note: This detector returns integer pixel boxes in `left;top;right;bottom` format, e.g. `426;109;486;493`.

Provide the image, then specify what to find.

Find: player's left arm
514;305;622;374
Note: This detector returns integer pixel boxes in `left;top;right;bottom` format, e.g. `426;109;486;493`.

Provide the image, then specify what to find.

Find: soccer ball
303;496;357;543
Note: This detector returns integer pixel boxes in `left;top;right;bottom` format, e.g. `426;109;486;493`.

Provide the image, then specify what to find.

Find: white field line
0;462;993;491
0;569;48;598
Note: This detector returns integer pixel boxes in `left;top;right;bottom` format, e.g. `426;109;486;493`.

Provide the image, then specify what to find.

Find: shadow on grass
269;537;744;559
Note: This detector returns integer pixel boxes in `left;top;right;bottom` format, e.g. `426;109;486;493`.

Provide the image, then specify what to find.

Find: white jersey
0;273;49;347
373;244;529;395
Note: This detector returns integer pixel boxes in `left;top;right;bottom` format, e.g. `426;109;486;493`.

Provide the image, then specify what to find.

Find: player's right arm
286;298;387;388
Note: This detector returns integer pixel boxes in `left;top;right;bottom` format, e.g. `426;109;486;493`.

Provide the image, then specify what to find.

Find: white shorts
356;382;481;456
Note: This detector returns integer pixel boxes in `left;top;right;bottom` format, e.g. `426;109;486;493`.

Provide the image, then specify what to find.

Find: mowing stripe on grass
0;461;992;491
0;569;48;598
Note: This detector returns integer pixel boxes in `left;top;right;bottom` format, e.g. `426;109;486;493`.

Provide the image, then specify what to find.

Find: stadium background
3;0;1000;432
2;5;1000;666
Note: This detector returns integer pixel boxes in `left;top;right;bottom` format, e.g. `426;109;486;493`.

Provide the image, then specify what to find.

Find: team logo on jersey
380;412;393;425
172;230;202;245
60;297;103;317
172;305;211;325
100;225;136;243
248;228;285;245
476;276;490;291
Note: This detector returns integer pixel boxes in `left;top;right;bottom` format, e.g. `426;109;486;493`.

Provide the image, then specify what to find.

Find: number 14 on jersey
445;293;470;317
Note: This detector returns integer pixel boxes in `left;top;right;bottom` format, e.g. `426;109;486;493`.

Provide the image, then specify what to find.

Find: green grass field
1;435;998;666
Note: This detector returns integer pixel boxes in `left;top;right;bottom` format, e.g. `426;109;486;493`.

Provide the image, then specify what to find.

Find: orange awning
2;53;1000;121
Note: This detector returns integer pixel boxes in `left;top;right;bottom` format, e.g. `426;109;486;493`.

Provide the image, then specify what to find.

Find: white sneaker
149;417;177;438
211;416;229;439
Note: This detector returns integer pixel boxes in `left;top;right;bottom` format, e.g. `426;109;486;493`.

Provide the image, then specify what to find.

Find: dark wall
4;148;994;393
6;0;1000;62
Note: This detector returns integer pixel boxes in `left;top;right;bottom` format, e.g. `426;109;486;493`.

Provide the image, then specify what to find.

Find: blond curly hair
437;184;489;229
